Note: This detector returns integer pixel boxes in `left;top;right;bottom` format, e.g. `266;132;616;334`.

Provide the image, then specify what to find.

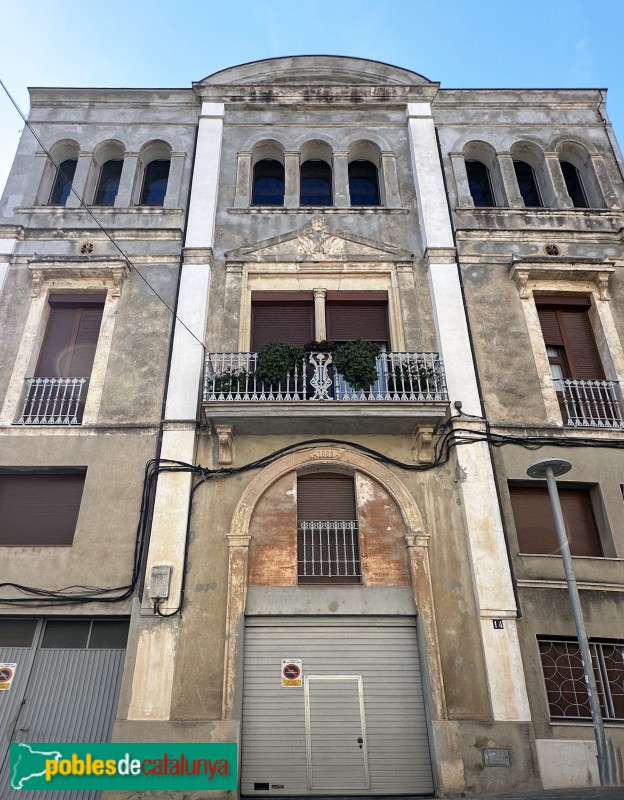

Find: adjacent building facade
0;57;623;798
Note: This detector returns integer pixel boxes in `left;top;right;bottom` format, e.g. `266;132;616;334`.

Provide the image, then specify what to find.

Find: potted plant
332;339;381;392
388;359;436;394
303;339;336;353
256;342;306;387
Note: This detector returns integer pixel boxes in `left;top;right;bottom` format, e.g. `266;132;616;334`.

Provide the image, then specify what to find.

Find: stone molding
509;259;616;300
28;256;129;297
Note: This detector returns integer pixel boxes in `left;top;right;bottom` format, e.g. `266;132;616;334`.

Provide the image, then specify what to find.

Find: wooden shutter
509;485;602;557
326;298;389;344
0;473;85;546
297;473;356;520
36;296;105;378
536;299;603;379
252;300;314;349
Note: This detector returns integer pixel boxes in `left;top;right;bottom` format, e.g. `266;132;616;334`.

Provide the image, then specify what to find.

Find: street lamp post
526;457;609;786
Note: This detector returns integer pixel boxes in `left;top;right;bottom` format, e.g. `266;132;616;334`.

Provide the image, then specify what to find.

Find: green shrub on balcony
212;368;250;394
387;360;436;394
333;340;381;392
256;342;306;385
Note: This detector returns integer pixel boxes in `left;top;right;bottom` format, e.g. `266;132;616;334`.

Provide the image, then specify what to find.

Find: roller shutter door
242;617;434;796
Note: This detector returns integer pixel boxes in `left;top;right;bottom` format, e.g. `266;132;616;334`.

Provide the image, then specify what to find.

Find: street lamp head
526;457;572;479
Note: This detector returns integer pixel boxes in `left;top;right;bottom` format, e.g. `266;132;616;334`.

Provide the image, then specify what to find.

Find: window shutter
326;301;389;344
251;302;314;349
297;473;356;520
36;300;104;378
537;309;564;347
509;485;602;557
559;311;604;379
0;473;85;546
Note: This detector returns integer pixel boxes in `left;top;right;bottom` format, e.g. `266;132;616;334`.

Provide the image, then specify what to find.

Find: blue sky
1;0;623;194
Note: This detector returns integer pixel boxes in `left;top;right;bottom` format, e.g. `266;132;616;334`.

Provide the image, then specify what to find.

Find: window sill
228;206;408;214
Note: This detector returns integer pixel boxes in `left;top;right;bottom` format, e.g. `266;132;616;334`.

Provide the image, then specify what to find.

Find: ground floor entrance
241;616;434;796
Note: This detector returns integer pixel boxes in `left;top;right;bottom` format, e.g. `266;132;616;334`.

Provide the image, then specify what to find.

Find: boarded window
297;472;360;584
509;485;602;557
37;295;106;379
251;295;314;349
326;295;389;346
0;472;86;546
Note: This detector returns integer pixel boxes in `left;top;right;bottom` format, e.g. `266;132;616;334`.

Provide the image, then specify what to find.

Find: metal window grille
557;379;624;428
538;639;624;721
16;377;89;425
297;520;361;583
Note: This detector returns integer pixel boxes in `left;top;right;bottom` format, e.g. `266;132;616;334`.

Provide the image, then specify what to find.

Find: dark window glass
466;160;494;206
348;160;380;206
49;159;77;205
140;159;170;206
513;160;542;207
252;159;285;206
41;620;90;648
89;620;129;649
0;618;37;647
300;160;332;206
561;161;589;208
93;159;123;206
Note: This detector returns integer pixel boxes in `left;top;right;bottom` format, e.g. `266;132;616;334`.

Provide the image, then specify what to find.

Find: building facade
0;57;623;798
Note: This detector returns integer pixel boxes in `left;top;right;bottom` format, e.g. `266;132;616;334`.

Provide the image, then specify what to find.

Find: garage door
242;617;434;796
0;617;127;800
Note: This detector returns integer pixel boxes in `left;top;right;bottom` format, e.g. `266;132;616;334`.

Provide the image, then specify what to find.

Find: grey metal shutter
242;617;434;796
0;621;126;800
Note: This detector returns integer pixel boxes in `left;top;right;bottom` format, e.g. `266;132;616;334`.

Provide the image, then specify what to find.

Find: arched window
252;159;285;206
466;160;494;207
348;160;379;206
300;160;332;206
93;159;123;206
513;160;543;207
140;160;170;206
560;161;589;208
48;159;77;205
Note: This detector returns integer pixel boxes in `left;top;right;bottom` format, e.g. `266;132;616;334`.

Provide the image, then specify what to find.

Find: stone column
65;151;93;207
449;152;474;207
333;151;350;207
381;151;401;207
406;102;531;723
284;151;300;208
223;534;251;720
313;288;327;340
22;151;49;206
114;152;139;207
544;153;573;208
164;151;186;208
496;153;524;207
233;152;252;208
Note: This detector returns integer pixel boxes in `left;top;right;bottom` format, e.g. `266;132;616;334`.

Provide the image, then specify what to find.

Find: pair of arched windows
251;158;380;207
465;149;593;209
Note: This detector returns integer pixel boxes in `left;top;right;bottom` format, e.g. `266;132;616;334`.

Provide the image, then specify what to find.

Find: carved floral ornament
509;261;615;301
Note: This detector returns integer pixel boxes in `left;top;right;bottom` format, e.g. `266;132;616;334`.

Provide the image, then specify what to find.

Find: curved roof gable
196;55;432;86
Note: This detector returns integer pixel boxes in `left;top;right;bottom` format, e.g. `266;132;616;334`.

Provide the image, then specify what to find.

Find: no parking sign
0;663;16;691
281;659;302;687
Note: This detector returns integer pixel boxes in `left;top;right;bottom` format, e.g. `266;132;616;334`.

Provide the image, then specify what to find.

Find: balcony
298;520;361;584
557;379;624;429
16;377;88;425
202;350;448;434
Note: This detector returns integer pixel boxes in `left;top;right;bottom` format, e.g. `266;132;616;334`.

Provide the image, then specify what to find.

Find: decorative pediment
509;256;616;301
28;256;130;297
225;217;413;263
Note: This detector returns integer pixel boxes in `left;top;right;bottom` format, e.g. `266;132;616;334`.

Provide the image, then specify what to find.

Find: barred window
538;638;624;721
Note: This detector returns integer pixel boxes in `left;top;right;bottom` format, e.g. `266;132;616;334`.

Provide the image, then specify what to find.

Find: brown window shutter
0;473;85;546
251;302;314;349
509;485;602;557
559;311;604;379
326;301;389;344
297;473;356;520
36;301;104;378
537;309;564;347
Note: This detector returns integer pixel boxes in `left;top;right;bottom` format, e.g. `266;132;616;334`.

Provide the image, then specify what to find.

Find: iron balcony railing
297;520;361;583
556;379;624;429
204;351;447;403
16;377;89;425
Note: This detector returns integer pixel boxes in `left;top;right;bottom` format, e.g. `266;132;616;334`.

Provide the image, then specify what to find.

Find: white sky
2;0;623;195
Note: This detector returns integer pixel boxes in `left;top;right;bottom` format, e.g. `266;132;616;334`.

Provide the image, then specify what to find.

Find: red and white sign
0;663;16;691
281;659;302;687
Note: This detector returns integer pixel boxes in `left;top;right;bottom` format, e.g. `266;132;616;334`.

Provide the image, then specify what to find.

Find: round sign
283;663;301;680
0;667;13;682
